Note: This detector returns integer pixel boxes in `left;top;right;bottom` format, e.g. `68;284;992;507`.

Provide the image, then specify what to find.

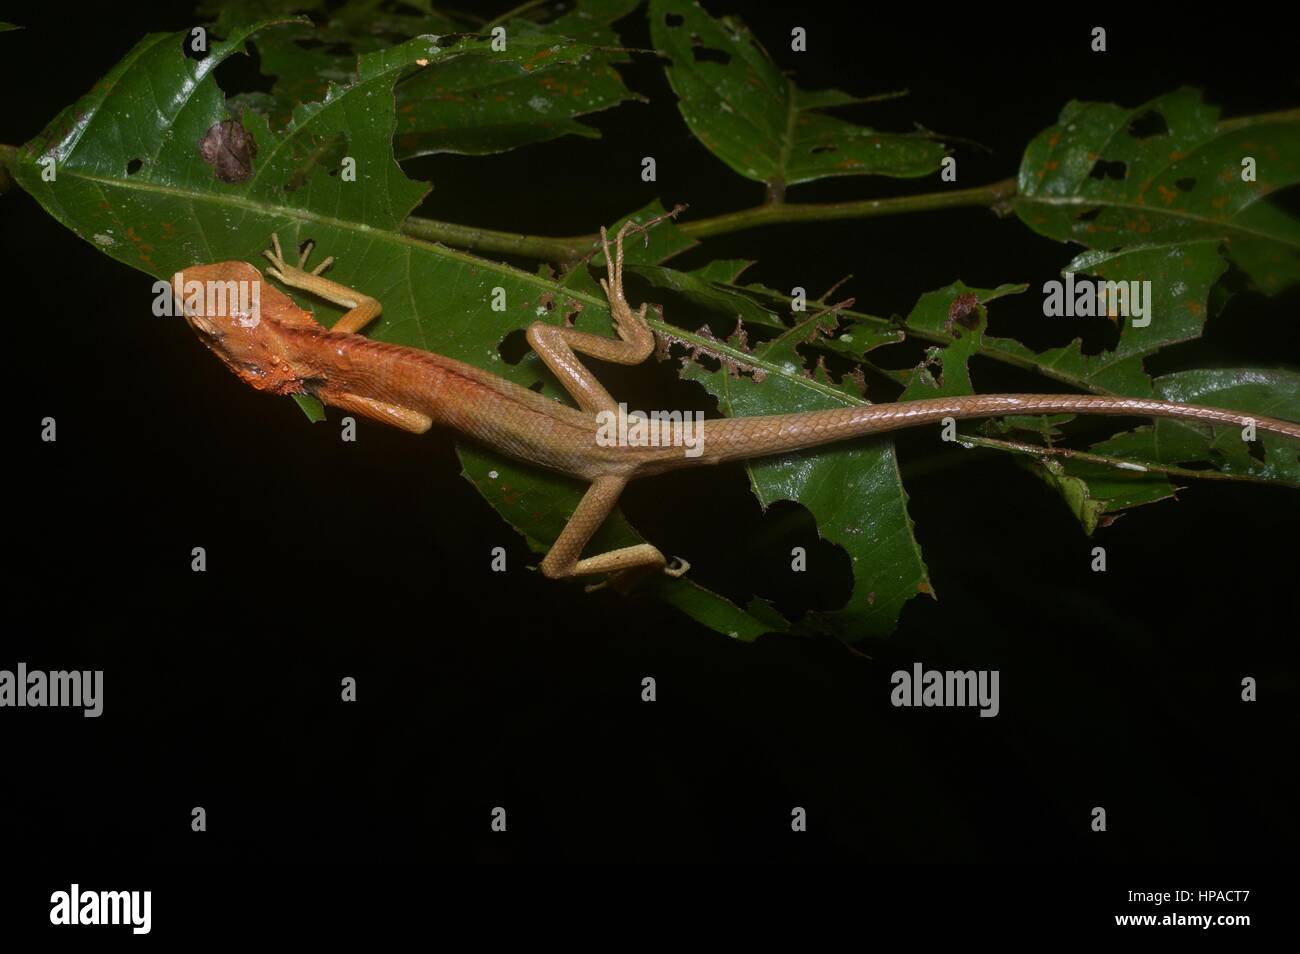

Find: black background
3;0;1297;876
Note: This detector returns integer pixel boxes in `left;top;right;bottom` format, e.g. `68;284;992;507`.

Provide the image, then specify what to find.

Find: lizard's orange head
172;261;307;395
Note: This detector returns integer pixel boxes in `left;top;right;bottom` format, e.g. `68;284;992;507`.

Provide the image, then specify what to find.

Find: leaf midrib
1018;193;1300;249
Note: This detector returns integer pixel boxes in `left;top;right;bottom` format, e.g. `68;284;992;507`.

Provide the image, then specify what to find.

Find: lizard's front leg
262;235;431;433
263;233;383;334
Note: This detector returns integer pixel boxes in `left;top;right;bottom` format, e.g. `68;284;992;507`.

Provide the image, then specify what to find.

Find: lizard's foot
263;233;335;287
582;558;686;595
615;203;688;251
597;204;689;304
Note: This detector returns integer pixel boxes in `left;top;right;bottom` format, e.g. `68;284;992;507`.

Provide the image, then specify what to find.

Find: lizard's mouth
186;313;221;338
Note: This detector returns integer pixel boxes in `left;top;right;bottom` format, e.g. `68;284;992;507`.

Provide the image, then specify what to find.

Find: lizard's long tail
699;394;1300;464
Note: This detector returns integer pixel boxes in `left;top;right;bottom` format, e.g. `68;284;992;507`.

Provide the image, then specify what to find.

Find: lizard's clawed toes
664;556;691;578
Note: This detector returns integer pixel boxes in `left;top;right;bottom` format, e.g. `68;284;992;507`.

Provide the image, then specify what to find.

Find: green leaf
628;263;787;330
559;200;698;296
397;0;644;158
13;21;771;640
643;266;932;640
291;393;327;422
219;0;642;158
899;281;1028;400
892;282;1297;529
1016;89;1300;294
1091;369;1300;485
1019;457;1177;536
461;441;787;641
714;281;907;370
648;0;946;190
996;241;1226;396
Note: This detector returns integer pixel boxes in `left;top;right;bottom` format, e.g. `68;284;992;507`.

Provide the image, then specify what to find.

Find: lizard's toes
664;557;691;578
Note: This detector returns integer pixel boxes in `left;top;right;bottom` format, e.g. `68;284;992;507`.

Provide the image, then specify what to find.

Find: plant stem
1217;107;1300;130
398;177;1019;261
957;433;1289;486
680;177;1018;241
483;0;549;31
390;107;1292;259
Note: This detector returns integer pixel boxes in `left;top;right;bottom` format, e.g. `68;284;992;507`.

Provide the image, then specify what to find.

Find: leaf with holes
11;20;779;640
208;0;643;158
633;264;932;639
898;281;1028;400
1090;369;1300;486
1018;457;1177;536
1016;88;1300;294
891;282;1297;527
648;0;946;191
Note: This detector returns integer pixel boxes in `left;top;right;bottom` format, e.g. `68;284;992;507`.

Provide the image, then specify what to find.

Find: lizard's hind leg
525;222;657;415
542;476;689;592
529;214;691;587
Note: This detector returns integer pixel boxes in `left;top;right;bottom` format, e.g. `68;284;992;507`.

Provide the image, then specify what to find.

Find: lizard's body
173;225;1300;586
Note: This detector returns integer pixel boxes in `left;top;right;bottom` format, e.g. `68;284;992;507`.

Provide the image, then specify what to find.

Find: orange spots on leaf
1157;185;1177;204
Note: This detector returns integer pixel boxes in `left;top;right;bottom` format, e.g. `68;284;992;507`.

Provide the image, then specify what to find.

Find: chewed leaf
649;0;946;189
993;241;1226;396
222;1;642;158
1016;89;1300;294
1091;369;1300;485
645;266;931;640
1019;457;1178;536
900;282;1027;400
